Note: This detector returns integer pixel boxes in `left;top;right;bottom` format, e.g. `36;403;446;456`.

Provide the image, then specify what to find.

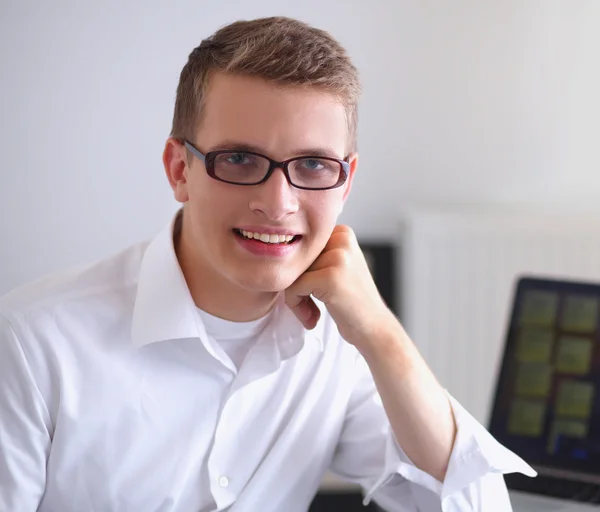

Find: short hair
170;16;361;152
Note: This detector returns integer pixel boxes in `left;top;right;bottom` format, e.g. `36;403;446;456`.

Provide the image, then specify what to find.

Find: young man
0;16;534;511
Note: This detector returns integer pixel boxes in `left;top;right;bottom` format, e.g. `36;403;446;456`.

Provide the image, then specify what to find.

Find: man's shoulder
0;239;150;325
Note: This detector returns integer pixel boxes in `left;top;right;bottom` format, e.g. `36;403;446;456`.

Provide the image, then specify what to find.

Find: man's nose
248;167;300;221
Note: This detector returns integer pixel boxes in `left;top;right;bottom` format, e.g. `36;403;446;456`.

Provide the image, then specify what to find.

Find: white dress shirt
0;212;535;512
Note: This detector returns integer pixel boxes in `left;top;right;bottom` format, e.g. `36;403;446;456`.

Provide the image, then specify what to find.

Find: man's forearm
359;317;457;482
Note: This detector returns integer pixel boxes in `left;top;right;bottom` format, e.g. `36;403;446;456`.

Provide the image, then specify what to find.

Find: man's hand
284;225;395;347
286;224;457;483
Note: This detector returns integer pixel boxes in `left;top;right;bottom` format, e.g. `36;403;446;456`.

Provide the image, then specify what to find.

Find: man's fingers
287;295;321;329
285;272;323;329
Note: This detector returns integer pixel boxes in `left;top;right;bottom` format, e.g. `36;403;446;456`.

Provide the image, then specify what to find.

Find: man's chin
235;272;299;294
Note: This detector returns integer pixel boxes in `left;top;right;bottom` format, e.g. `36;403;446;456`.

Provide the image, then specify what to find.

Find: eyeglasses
183;140;350;191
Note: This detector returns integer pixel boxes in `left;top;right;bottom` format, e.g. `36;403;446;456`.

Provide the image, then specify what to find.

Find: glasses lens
213;152;270;184
212;152;345;189
288;158;343;189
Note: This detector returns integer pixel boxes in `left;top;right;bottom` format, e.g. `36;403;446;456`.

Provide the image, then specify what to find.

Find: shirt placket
206;338;284;510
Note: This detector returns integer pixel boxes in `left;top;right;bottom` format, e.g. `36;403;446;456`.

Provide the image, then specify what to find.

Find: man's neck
174;215;278;322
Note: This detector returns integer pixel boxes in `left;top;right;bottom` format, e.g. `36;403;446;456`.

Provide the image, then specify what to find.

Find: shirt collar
269;293;325;355
131;211;202;347
131;210;324;353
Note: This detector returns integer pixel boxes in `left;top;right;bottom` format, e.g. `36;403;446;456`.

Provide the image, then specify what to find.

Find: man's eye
226;153;250;165
299;159;325;170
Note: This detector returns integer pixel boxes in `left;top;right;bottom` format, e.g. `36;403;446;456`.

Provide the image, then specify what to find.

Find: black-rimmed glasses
183;140;349;191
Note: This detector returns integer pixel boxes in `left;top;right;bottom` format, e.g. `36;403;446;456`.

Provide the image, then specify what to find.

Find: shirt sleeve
329;352;537;512
0;313;51;511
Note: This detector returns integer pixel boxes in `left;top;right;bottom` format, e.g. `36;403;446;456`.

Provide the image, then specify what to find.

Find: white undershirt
197;307;273;370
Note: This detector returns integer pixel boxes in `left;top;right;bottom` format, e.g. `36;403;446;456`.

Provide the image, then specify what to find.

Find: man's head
163;17;361;306
170;16;361;153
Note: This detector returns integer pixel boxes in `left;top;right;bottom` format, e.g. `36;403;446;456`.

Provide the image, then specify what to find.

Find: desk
312;473;380;511
510;491;600;511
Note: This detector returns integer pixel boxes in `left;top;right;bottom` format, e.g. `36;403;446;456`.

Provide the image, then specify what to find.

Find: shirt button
218;476;229;488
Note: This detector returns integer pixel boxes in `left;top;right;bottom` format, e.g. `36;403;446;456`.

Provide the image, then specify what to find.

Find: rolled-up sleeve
330;353;537;511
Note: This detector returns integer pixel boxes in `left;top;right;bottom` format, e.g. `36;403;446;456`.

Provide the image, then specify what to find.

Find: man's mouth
233;229;301;245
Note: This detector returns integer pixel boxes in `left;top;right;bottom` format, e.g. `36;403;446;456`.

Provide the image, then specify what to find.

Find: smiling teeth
240;230;295;244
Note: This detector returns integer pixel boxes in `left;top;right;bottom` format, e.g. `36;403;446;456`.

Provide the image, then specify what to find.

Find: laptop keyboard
505;472;600;503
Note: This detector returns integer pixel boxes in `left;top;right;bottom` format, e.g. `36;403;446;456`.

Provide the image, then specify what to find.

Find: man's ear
163;137;190;203
339;152;358;213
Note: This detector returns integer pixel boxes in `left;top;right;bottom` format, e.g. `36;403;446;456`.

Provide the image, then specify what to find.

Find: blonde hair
170;16;361;152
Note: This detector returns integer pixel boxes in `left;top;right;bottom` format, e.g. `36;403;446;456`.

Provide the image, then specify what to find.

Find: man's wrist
355;312;416;368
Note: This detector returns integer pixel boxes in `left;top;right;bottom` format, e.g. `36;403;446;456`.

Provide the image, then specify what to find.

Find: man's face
170;72;357;293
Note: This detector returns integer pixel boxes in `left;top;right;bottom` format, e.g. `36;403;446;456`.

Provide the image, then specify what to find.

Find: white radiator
399;208;600;424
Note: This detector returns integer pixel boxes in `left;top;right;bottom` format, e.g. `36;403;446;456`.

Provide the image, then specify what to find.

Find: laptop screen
488;276;600;475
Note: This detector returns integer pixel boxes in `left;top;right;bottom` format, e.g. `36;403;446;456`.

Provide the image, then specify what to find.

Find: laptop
488;276;600;511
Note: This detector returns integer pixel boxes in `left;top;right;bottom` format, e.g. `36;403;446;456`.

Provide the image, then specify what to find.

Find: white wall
1;0;600;295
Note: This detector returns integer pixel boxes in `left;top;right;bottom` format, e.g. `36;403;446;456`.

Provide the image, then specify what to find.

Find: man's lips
233;228;302;244
235;225;303;237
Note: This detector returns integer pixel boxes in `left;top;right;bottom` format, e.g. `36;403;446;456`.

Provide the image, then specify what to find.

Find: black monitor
488;276;600;476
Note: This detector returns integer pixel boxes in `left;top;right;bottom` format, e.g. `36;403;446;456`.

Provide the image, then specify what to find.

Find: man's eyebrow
212;140;343;159
292;147;342;159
